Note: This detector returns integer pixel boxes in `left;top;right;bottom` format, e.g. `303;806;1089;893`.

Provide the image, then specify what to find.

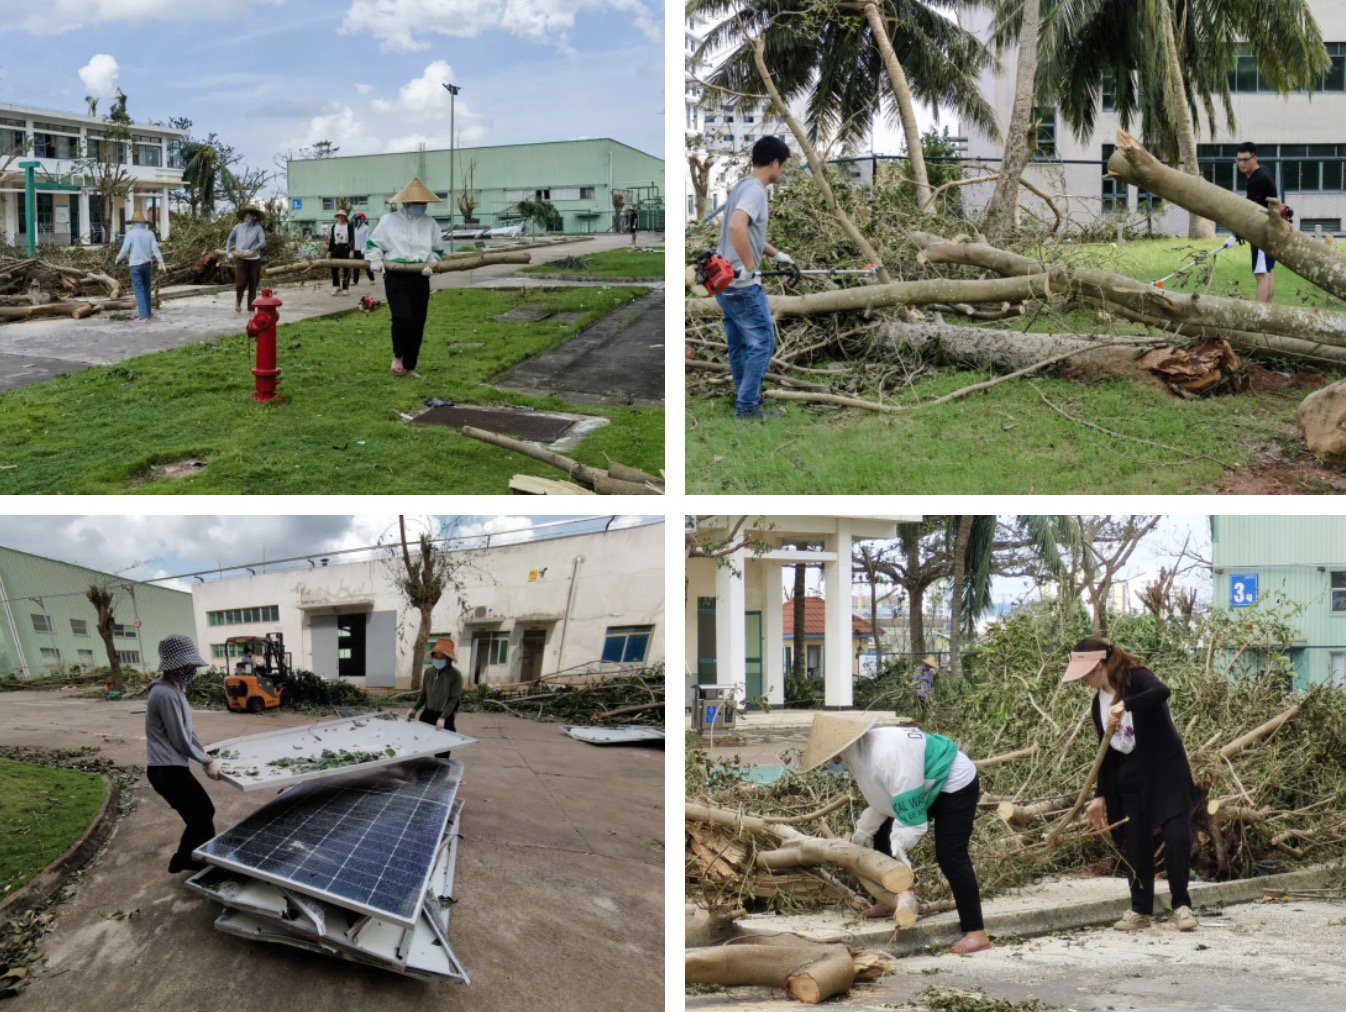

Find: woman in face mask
366;178;445;377
408;636;463;757
225;204;267;313
145;634;222;873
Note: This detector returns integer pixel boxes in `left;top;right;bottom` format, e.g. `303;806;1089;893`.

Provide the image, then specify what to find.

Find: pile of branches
686;602;1346;919
459;667;664;725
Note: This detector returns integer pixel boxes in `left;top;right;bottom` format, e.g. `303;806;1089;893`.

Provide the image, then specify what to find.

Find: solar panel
195;759;461;928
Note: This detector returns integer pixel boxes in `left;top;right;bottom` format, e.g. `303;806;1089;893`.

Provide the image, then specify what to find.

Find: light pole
442;82;460;253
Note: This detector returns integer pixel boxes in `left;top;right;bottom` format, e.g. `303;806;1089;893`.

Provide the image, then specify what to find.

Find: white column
78;190;92;243
4;195;17;244
823;519;854;709
762;560;785;705
714;547;747;703
160;186;171;239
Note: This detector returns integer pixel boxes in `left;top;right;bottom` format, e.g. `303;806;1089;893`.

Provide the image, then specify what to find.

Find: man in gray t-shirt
713;135;793;418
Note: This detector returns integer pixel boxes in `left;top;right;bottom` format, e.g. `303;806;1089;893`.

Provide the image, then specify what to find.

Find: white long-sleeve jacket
366;209;443;265
845;727;970;867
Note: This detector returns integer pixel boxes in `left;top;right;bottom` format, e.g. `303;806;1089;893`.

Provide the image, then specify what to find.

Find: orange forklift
223;633;291;713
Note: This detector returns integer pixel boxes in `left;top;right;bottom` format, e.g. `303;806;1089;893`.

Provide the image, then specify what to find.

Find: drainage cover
412;404;576;441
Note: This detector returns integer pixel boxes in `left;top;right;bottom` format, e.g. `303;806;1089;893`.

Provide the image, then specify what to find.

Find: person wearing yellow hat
1062;637;1198;933
408;636;463;755
366;178;445;377
799;713;989;954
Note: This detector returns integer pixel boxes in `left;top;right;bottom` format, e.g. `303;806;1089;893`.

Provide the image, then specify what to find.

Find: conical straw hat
391;177;442;204
797;713;876;773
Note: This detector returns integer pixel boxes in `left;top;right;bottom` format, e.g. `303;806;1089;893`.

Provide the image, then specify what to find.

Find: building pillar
823;519;854;709
160;186;171;238
77;190;91;244
714;547;747;703
762;560;785;705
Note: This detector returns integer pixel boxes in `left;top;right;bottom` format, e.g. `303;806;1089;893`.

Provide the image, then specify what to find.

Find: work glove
735;268;760;284
226;251;234;260
851;830;874;849
370;258;384;273
204;759;222;781
772;250;794;266
406;708;418;721
421;265;434;277
435;716;446;731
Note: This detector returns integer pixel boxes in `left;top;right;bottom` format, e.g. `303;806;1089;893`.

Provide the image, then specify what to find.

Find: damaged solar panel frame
191;747;472;981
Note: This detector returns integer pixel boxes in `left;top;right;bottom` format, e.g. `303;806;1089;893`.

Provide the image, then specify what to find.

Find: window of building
1031;107;1056;159
321;197;337;211
211;642;252;659
1101;144;1126;212
579;187;595;199
117;650;142;665
39;647;61;664
1301;217;1342;234
1200;143;1346;196
1332;572;1346;612
1230;42;1346;93
31;613;52;632
207;605;280;626
0;124;26;157
348;195;369;207
474;631;509;666
1101;72;1116;112
32;128;79;160
70;618;89;636
167;139;184;169
133;140;163;167
113;623;136;638
705;114;716;124
77;649;95;665
601;625;653;663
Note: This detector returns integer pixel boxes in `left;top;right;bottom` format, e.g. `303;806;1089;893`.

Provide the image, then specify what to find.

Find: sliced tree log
263;252;530;277
1220;704;1301;758
1207;800;1276;824
1106;131;1346;300
997;795;1072;827
786;947;859;1004
687;274;1054;321
893;889;920;928
605;460;663;485
0;301;103;320
686;937;885;1004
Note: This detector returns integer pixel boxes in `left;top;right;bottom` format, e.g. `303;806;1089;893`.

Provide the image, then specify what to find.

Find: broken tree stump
686;933;891;1005
459;425;662;495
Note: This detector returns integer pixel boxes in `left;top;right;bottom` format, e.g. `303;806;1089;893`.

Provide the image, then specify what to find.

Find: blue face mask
432;658;448;670
407;204;427;218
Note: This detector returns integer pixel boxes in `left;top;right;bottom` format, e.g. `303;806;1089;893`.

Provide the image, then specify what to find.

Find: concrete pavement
0;233;649;393
0;690;663;1011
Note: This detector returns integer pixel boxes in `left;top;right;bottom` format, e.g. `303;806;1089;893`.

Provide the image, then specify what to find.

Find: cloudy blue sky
0;0;664;189
0;514;657;592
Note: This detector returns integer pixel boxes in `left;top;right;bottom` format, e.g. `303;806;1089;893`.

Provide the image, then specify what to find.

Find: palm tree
1025;0;1328;238
182;141;220;216
690;0;998;211
984;0;1044;231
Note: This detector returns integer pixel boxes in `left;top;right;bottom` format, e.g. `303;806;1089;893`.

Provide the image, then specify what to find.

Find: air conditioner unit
472;606;488;619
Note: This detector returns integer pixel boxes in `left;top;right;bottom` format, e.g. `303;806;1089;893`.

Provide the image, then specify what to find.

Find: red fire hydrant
246;289;283;402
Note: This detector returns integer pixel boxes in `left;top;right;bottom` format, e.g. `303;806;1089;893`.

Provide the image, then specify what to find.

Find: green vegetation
0;759;106;900
0;286;661;493
689;238;1343;494
523;247;665;278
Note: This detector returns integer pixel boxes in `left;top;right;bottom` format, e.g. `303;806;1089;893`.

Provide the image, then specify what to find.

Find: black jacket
1093;666;1194;831
329;220;354;254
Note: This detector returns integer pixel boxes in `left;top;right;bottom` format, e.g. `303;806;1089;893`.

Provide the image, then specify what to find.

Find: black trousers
147;764;215;867
419;706;458;758
384;272;430;370
330;243;352;288
351;251;373;284
875;776;984;932
1117;790;1193;914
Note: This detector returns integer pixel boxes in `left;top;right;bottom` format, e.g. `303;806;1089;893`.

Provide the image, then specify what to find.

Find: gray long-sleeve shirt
146;678;211;766
226;221;266;256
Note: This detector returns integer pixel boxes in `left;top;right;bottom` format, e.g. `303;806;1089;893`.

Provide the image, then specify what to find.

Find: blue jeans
715;283;775;415
130;262;153;319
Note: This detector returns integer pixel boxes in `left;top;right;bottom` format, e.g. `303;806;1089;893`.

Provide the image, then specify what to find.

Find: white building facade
0;103;185;245
190;520;665;690
959;4;1346;234
685;515;919;710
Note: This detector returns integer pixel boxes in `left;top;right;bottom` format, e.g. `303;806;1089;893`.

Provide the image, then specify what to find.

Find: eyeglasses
1236;156;1254;163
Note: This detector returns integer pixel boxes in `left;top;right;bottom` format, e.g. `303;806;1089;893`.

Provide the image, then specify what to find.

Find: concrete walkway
0;233;649;393
0;690;663;1011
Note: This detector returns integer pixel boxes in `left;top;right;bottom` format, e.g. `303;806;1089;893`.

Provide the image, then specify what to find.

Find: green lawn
688;237;1343;493
0;759;106;900
523;247;664;278
0;286;662;493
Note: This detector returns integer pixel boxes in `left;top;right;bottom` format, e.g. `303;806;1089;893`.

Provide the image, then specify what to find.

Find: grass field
523;247;664;278
687;237;1344;494
0;759;105;900
0;285;662;493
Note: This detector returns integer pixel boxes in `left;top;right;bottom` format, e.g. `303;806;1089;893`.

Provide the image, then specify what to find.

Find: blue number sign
1229;573;1259;608
705;704;718;725
291;198;302;210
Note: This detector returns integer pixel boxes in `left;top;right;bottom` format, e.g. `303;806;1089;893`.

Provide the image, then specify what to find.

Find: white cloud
355;83;374;95
78;53;120;98
339;62;487;153
23;0;282;35
299;104;368;152
340;0;660;52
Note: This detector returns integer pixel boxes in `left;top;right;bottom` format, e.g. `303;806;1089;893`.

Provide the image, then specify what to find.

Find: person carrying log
351;212;373;286
1062;637;1198;932
114;213;165;323
366;178;445;377
329;208;354;295
716;135;795;420
798;713;991;954
407;636;463;758
226;204;266;313
1236;143;1277;304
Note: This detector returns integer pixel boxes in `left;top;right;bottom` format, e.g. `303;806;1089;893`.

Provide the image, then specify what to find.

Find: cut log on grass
507;474;596;495
686;273;1053;321
1106;131;1346;301
1220;704;1301;759
879;319;1166;377
1297;382;1346;462
458;426;663;495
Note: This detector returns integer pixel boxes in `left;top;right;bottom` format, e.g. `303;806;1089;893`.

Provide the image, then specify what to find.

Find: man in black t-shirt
1236;141;1277;303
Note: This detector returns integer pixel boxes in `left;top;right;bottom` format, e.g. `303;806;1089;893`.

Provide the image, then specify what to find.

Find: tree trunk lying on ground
686;931;892;1005
1106;131;1346;301
459;425;663;495
686;274;1054;321
262;251;530;277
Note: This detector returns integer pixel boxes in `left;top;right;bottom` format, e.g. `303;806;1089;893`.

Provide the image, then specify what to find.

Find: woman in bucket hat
145;634;222;873
113;212;166;323
799;713;990;954
328;207;355;295
1063;638;1198;932
366;177;445;377
225;204;266;313
408;635;463;757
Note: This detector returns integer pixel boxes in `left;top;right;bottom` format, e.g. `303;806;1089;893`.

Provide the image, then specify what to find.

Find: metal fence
828;153;1346;239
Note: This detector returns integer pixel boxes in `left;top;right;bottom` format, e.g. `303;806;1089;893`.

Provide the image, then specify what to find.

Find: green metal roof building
1211;515;1346;688
286;138;664;237
0;545;195;678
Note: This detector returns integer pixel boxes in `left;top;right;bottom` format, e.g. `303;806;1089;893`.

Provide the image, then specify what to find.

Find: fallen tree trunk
1221;704;1301;759
263;251;530;277
1106;131;1346;301
686;933;891;1004
997;795;1072;827
458;426;662;495
0;300;103;321
879;319;1163;374
686;274;1054;321
976;743;1038;768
